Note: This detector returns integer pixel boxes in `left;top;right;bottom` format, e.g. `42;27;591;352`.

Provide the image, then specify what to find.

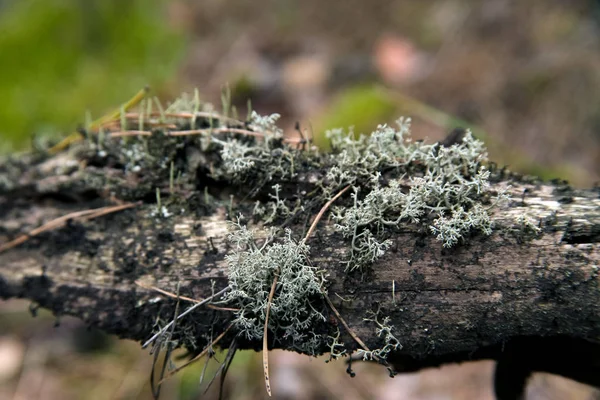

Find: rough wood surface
1;135;599;387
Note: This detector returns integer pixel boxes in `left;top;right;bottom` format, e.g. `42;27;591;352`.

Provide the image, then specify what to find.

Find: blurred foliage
0;0;185;151
314;85;396;149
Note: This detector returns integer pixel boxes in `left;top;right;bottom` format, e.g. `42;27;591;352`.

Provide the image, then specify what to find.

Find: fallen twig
0;202;139;254
141;286;230;349
158;323;232;384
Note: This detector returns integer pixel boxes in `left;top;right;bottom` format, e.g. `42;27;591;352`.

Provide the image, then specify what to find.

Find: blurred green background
0;0;183;151
1;1;600;399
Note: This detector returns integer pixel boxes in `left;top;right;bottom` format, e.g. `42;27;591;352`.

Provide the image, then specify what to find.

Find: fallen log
0;106;598;398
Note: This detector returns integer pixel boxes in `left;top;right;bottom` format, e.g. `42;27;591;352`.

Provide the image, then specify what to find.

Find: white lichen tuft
212;112;295;182
224;217;327;355
330;122;507;270
248;111;283;141
430;204;492;247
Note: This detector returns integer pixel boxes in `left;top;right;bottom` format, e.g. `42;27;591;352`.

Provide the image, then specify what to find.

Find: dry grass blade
48;86;149;153
109;130;152;138
142;286;230;349
135;281;240;311
324;294;370;353
303;185;350;243
158;324;232;384
135;281;201;304
263;272;279;397
0;202;138;254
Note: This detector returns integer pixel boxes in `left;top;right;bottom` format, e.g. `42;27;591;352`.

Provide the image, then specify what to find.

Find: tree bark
1;142;599;387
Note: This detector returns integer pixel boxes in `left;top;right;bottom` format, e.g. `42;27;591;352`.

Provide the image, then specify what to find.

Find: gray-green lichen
224;217;327;355
214;112;295;182
62;91;511;362
327;119;508;270
356;311;401;361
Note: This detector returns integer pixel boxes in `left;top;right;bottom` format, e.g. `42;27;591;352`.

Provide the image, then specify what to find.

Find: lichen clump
327;119;507;270
224;218;327;355
218;116;505;358
71;91;508;360
210;115;506;275
215;112;296;182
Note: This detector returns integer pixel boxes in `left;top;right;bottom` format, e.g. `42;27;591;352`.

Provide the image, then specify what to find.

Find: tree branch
1;116;599;392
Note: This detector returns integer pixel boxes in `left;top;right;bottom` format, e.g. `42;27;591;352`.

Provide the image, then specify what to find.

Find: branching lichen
212;112;297;183
356;311;401;361
329;119;509;269
67;90;513;363
224;217;327;355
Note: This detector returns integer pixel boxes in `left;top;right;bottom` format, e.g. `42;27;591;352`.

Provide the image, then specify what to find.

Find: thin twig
323;294;370;353
158;324;232;384
123;111;241;124
102;127;304;144
263;272;279;397
109;130;152;137
303;185;351;243
141;286;230;349
168;127;304;144
0;202;138;254
298;185;371;356
168;127;263;137
135;281;240;311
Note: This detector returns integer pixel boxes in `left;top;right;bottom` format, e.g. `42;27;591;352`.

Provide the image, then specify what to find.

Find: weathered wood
0;132;599;391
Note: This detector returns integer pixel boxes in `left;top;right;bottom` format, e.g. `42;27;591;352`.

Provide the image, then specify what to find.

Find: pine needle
158;324;232;384
141;286;229;349
134;281;239;311
303;185;350;243
48;86;150;154
0;202;138;254
263;271;279;397
300;185;373;358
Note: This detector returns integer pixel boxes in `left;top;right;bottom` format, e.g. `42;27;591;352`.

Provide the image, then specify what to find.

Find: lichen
356;311;401;361
328;119;509;269
213;112;296;183
64;90;512;362
223;217;327;355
